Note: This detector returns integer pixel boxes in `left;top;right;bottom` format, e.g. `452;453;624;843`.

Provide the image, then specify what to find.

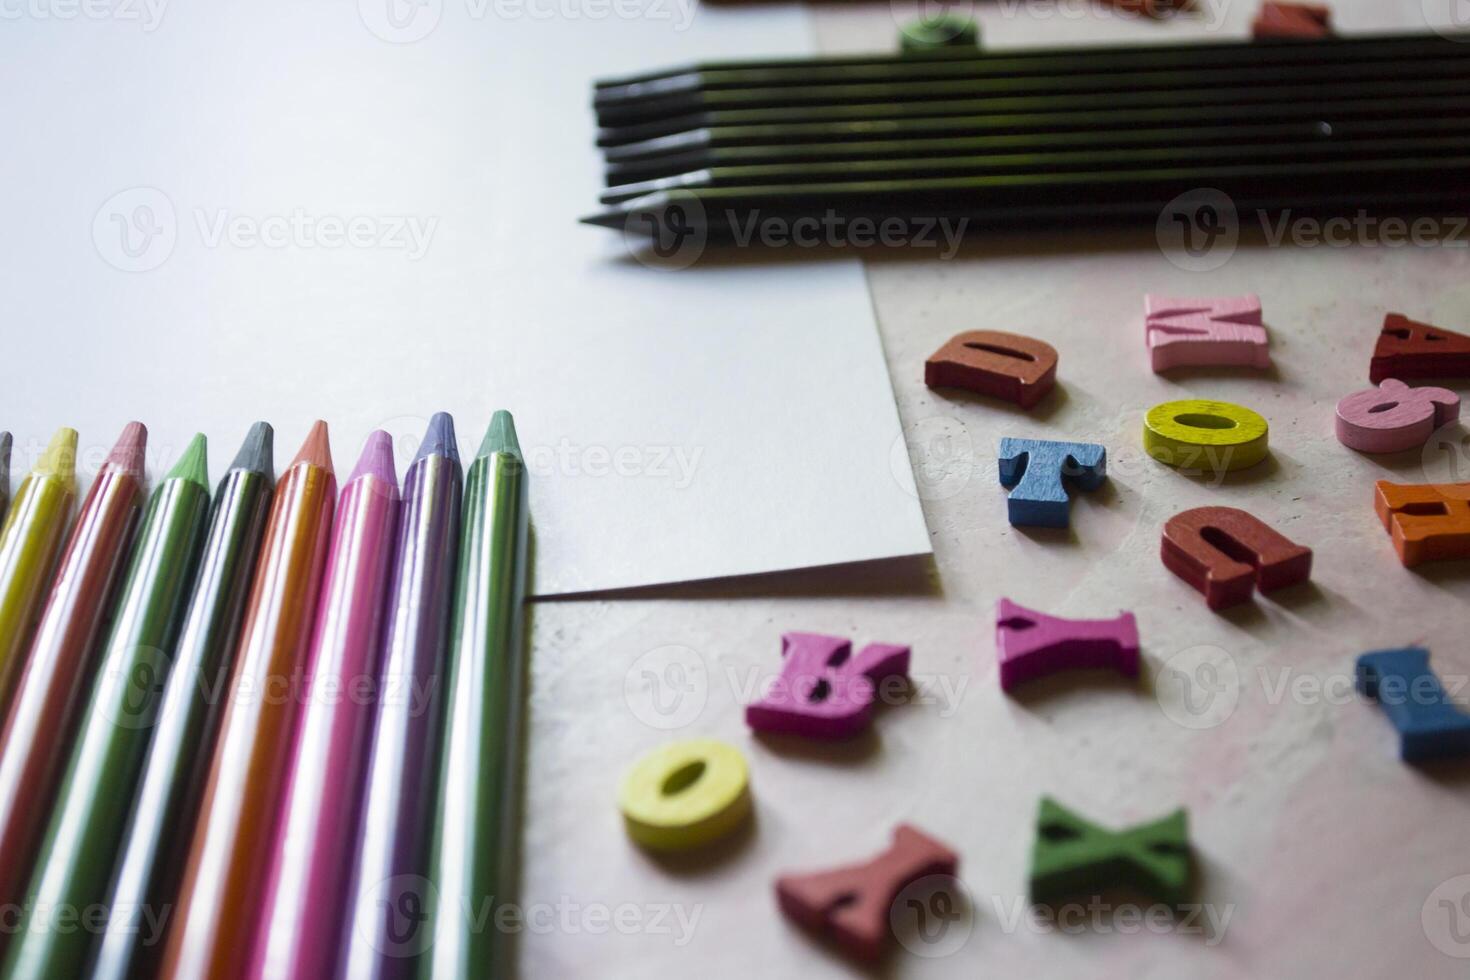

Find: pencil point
581;210;627;230
106;422;148;480
290;420;334;474
414;413;459;465
35;428;78;485
229;422;275;484
0;433;10;493
348;430;397;489
165;434;210;491
476;411;521;459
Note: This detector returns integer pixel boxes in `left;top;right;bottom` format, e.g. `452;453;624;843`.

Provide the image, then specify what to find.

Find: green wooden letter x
1028;796;1191;907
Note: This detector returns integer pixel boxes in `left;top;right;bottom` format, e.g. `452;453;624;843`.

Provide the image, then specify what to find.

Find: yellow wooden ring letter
619;739;751;851
1144;399;1268;472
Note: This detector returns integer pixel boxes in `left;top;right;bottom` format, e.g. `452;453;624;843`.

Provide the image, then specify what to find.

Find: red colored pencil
0;423;146;916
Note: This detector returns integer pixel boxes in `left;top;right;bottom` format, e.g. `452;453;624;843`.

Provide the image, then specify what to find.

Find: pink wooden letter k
745;632;910;739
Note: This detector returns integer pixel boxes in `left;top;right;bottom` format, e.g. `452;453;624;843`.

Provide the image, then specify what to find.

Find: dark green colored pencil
0;433;10;526
595;31;1468;91
2;435;213;980
596;57;1470;128
588;154;1470;239
602;134;1470;203
599;76;1470;145
604;116;1470;184
599;95;1470;157
86;424;276;980
420;412;530;980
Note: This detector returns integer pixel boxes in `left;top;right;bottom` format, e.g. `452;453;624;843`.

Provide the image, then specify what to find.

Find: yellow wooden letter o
1144;399;1269;472
619;739;751;851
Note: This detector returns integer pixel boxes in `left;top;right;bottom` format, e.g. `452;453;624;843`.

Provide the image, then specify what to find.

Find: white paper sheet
0;1;932;595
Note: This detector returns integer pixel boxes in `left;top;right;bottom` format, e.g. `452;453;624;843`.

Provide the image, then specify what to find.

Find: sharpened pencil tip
35;428;78;485
348;430;398;489
106;422;148;479
476;411;521;459
0;432;10;491
414;412;459;465
229;422;275;483
581;210;628;229
165;434;210;490
291;420;333;474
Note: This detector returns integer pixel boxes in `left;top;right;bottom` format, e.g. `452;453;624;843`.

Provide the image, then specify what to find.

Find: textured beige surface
519;3;1470;978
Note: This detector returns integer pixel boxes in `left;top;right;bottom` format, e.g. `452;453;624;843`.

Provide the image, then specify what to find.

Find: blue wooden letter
1356;647;1470;764
997;438;1106;528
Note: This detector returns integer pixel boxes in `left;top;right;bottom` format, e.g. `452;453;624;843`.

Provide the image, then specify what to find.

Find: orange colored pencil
158;422;336;980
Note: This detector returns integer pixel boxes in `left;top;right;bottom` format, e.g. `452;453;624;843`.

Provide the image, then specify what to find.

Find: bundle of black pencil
584;32;1470;245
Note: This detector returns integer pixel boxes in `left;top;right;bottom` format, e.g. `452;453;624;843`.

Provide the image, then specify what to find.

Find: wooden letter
1375;480;1470;567
1161;506;1312;609
925;330;1058;409
745;633;909;740
1029;797;1191;907
776;824;958;962
1145;294;1269;372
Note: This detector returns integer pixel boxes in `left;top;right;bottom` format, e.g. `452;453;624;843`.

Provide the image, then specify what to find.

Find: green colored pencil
88;424;275;980
1;435;212;980
420;412;531;980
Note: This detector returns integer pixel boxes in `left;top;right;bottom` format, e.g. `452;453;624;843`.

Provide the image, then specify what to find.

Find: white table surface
518;2;1470;978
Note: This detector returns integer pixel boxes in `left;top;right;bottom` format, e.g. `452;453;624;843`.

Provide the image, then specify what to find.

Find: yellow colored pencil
0;428;77;720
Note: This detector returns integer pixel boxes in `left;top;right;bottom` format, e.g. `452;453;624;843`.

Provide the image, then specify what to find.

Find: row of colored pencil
0;413;530;980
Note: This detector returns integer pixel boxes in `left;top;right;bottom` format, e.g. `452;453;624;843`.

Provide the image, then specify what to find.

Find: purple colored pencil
251;431;400;980
341;413;463;978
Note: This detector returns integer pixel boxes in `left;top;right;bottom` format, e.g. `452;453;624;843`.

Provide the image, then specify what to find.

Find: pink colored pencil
251;431;399;979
